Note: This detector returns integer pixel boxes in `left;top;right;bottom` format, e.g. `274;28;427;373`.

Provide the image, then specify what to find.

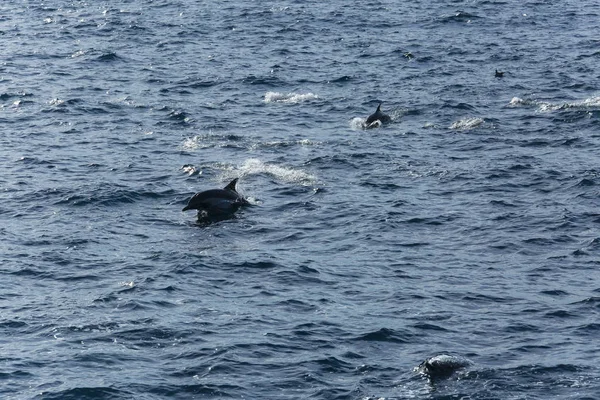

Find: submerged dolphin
182;178;249;219
365;103;392;128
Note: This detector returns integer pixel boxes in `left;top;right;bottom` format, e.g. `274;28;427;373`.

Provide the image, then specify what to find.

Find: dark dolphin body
416;354;472;381
365;103;392;128
182;178;249;220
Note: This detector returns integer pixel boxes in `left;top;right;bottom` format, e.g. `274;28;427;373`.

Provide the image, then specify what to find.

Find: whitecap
264;91;319;104
449;117;484;130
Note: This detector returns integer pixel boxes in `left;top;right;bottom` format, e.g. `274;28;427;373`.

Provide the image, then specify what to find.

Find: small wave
449;117;484;130
167;109;191;122
438;11;480;24
223;158;317;186
354;327;411;343
70;49;121;63
38;387;125;399
53;185;173;208
95;51;121;62
251;139;321;150
329;75;354;84
263;91;319;104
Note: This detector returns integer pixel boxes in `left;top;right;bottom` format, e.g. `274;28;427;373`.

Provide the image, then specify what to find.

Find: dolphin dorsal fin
376;103;382;112
224;178;239;192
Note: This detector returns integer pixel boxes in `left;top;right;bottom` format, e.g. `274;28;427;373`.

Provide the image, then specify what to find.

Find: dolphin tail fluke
224;178;239;192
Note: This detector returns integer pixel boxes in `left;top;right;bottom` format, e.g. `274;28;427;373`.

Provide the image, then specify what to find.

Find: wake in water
449;117;485;130
221;158;317;186
263;91;319;104
509;95;600;112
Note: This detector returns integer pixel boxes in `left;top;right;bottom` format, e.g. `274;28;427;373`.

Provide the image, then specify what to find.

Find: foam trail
222;158;317;186
264;91;319;104
449;117;484;130
509;95;600;112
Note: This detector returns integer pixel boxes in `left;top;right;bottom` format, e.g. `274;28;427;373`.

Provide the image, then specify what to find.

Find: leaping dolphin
365;103;392;128
182;178;249;219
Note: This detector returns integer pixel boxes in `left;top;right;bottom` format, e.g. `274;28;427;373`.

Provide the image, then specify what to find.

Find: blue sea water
1;1;600;399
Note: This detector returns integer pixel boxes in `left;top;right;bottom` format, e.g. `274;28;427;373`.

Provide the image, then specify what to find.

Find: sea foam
449;117;484;130
223;158;317;186
264;91;319;104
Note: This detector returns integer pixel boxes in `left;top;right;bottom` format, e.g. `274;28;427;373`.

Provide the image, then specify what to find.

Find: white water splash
349;117;384;130
181;133;225;150
223;158;317;186
349;117;366;130
181;136;205;150
48;98;65;106
264;91;319;104
509;97;527;106
509;95;600;112
449;117;484;130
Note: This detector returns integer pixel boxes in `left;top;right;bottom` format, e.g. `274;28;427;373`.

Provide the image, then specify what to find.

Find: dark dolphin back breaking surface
365;103;392;126
182;178;249;217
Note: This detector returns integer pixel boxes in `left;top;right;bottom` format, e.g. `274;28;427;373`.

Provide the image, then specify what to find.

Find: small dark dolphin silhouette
365;103;392;127
182;178;249;218
495;69;504;78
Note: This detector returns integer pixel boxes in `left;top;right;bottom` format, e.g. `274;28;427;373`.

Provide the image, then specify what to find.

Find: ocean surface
2;1;600;399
